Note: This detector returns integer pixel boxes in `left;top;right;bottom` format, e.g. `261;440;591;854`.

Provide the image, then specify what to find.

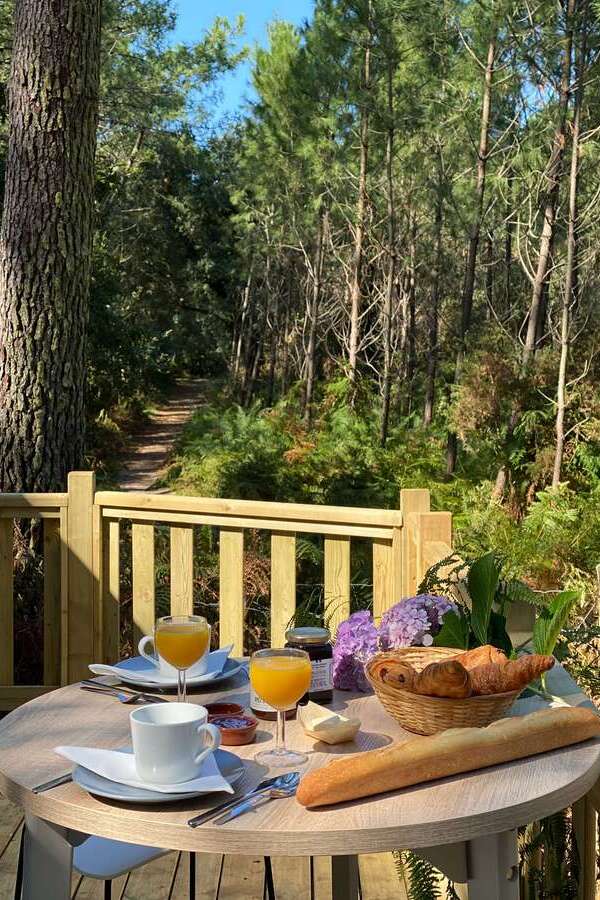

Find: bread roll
296;707;600;808
410;659;472;698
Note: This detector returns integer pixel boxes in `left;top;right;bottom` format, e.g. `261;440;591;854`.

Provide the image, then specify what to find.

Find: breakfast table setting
2;613;600;900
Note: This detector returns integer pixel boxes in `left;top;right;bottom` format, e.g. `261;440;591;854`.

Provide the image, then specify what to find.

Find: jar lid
285;626;331;645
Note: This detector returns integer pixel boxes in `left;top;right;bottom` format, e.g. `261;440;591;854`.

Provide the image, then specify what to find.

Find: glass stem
177;668;186;703
276;709;286;754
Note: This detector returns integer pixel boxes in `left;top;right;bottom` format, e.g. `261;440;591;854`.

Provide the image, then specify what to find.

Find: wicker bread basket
365;646;519;735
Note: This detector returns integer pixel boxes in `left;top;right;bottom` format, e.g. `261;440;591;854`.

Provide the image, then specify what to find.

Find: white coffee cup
130;702;220;784
138;629;210;679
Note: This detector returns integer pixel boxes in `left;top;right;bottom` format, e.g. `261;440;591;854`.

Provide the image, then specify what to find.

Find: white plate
113;656;245;688
73;748;245;804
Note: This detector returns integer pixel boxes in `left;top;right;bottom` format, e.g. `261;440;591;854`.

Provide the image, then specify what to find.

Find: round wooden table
2;667;600;899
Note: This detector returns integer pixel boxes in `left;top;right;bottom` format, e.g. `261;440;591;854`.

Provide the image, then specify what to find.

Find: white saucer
73;748;245;804
113;656;244;689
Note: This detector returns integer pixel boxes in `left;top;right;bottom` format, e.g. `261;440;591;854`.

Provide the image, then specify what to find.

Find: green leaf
488;610;513;657
432;611;470;649
468;552;500;645
533;590;579;657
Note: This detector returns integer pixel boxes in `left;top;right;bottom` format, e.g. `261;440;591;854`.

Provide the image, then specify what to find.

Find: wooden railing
0;473;456;711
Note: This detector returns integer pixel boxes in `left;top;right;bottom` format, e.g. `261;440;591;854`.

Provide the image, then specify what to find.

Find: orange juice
155;622;209;670
250;656;312;710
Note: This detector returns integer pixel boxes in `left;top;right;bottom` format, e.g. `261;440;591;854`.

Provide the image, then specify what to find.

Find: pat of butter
298;701;360;745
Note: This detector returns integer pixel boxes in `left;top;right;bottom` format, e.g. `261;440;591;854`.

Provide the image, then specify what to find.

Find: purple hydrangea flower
378;595;458;650
332;610;378;692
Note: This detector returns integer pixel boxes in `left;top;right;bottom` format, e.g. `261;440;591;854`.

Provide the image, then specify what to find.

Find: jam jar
285;626;333;704
249;686;296;721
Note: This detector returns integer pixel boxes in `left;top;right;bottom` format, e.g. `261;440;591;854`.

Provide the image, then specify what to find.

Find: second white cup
138;629;210;679
130;702;220;784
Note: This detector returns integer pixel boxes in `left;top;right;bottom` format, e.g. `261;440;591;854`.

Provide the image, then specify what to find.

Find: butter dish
298;701;360;744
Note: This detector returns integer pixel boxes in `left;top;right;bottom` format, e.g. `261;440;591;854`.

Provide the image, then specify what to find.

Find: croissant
470;655;554;695
411;659;472;698
455;645;508;670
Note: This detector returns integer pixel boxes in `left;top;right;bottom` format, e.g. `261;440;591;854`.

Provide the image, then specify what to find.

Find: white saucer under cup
130;703;220;784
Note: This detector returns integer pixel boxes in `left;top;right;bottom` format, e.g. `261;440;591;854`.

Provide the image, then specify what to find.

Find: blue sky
171;0;315;119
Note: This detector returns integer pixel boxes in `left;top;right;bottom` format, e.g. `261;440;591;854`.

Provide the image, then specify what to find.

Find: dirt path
118;378;208;491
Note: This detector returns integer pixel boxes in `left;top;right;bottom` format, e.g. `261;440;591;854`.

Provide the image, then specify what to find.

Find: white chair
14;828;275;899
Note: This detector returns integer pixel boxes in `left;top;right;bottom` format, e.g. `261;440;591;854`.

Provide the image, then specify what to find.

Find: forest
1;0;600;603
0;2;599;896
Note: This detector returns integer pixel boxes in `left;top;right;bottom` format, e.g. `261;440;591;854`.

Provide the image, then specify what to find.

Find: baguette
296;707;600;808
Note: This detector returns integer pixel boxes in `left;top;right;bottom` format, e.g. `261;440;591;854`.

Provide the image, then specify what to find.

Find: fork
80;683;168;704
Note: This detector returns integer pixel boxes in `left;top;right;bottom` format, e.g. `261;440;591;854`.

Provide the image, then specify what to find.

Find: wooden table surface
1;666;599;858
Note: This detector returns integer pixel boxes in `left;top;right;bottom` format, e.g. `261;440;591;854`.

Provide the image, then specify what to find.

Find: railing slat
324;536;351;637
43;518;61;685
103;519;120;663
372;528;402;622
0;520;13;683
400;489;431;596
219;528;244;655
170;526;194;616
132;523;155;645
96;490;403;528
100;506;393;540
271;532;296;647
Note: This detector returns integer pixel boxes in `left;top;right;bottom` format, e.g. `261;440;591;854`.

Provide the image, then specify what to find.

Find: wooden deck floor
0;795;406;899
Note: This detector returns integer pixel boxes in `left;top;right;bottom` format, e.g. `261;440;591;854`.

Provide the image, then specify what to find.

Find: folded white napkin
88;645;233;685
55;745;235;794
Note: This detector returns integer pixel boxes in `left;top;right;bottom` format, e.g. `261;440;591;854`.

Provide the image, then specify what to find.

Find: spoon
213;771;300;824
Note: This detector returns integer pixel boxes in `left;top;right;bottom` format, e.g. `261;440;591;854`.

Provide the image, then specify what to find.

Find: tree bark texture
0;0;102;491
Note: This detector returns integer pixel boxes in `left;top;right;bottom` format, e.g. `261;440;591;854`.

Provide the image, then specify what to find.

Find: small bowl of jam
205;702;245;719
209;714;258;746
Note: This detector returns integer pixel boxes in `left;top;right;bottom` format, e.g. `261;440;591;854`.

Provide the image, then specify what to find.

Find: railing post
415;512;453;587
399;489;430;596
66;471;96;682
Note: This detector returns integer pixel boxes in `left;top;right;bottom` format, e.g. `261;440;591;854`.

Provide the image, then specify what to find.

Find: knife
32;772;73;793
213;787;297;825
187;776;280;827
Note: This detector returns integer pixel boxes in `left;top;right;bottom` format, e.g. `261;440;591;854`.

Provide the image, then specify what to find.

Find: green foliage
468;552;500;645
533;591;580;657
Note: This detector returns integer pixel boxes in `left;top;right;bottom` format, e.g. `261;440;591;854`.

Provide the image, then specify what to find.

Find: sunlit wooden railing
0;473;458;709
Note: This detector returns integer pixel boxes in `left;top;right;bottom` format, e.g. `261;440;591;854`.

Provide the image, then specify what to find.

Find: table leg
331;855;360;900
21;815;72;900
467;830;519;900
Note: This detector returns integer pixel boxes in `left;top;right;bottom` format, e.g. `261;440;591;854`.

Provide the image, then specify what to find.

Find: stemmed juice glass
250;647;312;767
154;615;209;702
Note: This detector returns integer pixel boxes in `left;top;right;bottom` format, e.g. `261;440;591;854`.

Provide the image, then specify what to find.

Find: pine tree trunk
303;207;326;426
553;0;588;488
380;59;396;446
348;2;372;386
0;0;102;492
232;266;253;383
424;174;443;426
522;0;576;367
446;33;495;472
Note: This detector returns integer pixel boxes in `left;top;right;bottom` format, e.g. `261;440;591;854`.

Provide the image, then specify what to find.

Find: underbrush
165;385;600;613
